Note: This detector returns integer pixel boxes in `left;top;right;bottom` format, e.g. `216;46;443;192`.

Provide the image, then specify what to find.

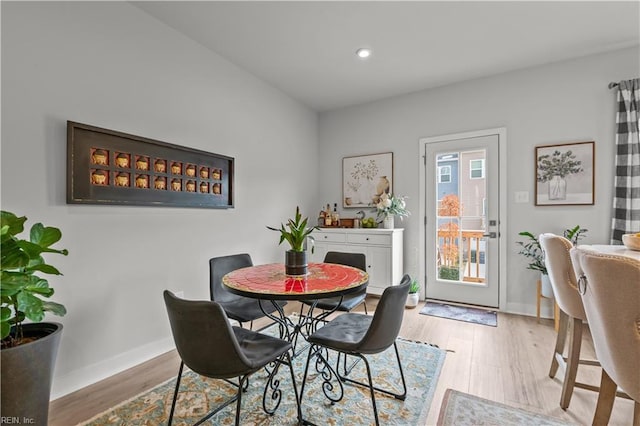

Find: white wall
1;2;318;398
318;47;640;315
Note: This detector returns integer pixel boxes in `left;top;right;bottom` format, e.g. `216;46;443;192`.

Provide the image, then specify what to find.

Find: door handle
483;232;497;238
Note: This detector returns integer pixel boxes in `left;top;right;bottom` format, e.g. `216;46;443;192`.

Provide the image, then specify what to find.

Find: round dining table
222;262;369;344
222;262;369;301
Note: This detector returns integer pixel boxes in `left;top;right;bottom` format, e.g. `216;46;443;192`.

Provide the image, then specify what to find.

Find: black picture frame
67;121;234;208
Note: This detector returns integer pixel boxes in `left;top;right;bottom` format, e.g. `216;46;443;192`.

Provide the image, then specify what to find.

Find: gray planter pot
285;250;308;276
1;322;63;425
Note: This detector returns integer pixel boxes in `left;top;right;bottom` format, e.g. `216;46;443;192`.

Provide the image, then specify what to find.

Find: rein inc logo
1;418;35;424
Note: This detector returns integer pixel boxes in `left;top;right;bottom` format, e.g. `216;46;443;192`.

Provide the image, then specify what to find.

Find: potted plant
375;193;410;229
1;210;68;425
516;226;588;297
267;206;318;276
405;277;420;309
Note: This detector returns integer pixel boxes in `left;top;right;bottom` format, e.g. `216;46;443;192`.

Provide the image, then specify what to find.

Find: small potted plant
1;210;68;424
405;277;420;308
267;206;318;276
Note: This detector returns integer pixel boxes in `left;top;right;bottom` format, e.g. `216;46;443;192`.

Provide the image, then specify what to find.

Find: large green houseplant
1;210;68;424
267;206;318;275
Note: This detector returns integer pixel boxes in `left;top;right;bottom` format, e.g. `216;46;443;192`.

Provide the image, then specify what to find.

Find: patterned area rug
78;330;446;425
437;389;573;426
420;302;497;326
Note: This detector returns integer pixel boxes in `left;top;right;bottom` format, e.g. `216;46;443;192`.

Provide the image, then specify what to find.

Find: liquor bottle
332;203;340;226
325;204;332;226
318;208;325;227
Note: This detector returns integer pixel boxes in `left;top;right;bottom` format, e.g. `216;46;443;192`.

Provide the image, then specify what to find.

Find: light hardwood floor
49;298;634;425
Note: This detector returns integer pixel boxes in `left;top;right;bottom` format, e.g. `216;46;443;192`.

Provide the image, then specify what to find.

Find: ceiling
133;1;640;112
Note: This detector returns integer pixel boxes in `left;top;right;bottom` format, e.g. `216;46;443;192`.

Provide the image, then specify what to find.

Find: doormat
77;330;446;425
420;302;497;327
437;389;572;425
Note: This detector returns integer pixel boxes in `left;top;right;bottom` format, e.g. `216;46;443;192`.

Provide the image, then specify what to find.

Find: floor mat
419;301;497;327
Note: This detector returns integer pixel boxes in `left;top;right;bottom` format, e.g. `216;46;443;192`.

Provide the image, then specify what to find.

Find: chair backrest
209;253;253;303
163;290;252;378
324;251;366;272
357;274;411;354
538;233;586;320
570;248;640;401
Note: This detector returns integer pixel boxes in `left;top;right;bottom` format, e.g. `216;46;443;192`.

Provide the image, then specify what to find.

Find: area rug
437;389;572;426
420;301;497;327
78;328;446;425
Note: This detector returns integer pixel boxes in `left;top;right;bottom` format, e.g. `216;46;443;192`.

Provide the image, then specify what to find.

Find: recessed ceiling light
356;48;372;59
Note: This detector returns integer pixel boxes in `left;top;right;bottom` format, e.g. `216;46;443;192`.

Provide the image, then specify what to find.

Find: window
439;166;451;183
470;159;485;179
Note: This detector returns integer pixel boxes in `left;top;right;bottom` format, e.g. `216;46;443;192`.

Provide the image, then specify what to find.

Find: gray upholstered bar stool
539;233;599;410
570;248;640;426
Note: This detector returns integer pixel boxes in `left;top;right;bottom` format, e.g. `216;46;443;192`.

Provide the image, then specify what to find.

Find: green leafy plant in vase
516;225;588;297
1;210;69;425
267;206;318;275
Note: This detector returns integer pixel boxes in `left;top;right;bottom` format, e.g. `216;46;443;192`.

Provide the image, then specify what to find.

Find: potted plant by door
405;277;420;308
267;206;318;276
516;226;588;297
516;231;552;296
1;210;69;425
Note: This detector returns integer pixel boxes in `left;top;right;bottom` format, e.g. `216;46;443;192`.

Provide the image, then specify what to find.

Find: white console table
310;228;404;295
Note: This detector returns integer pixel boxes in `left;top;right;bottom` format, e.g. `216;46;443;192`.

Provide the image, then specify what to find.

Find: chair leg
592;369;617;426
167;361;184;426
560;317;582;410
235;375;248;426
337;342;407;400
363;301;368;315
360;355;380;426
549;310;569;378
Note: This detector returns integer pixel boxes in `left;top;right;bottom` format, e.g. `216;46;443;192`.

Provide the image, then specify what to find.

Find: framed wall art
535;141;594;206
342;152;393;208
67;121;234;208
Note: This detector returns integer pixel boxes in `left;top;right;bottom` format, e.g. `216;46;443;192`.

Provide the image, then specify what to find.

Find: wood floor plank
49;298;635;425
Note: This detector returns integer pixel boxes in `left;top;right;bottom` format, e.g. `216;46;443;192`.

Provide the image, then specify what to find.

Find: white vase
540;274;554;298
548;175;567;200
406;293;419;309
383;215;394;229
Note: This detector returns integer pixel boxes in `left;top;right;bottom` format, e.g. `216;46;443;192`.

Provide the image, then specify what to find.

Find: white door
421;130;503;308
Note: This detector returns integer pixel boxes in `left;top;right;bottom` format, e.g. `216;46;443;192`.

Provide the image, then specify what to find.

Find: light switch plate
515;191;529;203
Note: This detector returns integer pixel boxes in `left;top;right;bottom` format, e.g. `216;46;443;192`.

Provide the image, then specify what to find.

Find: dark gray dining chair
209;253;287;329
299;274;411;426
163;290;300;425
300;251;368;320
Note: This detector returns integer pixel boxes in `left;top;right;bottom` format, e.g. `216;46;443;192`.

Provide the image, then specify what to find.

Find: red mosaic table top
222;262;369;300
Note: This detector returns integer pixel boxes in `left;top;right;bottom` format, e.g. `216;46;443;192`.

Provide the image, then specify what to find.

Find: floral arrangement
375;193;410;221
